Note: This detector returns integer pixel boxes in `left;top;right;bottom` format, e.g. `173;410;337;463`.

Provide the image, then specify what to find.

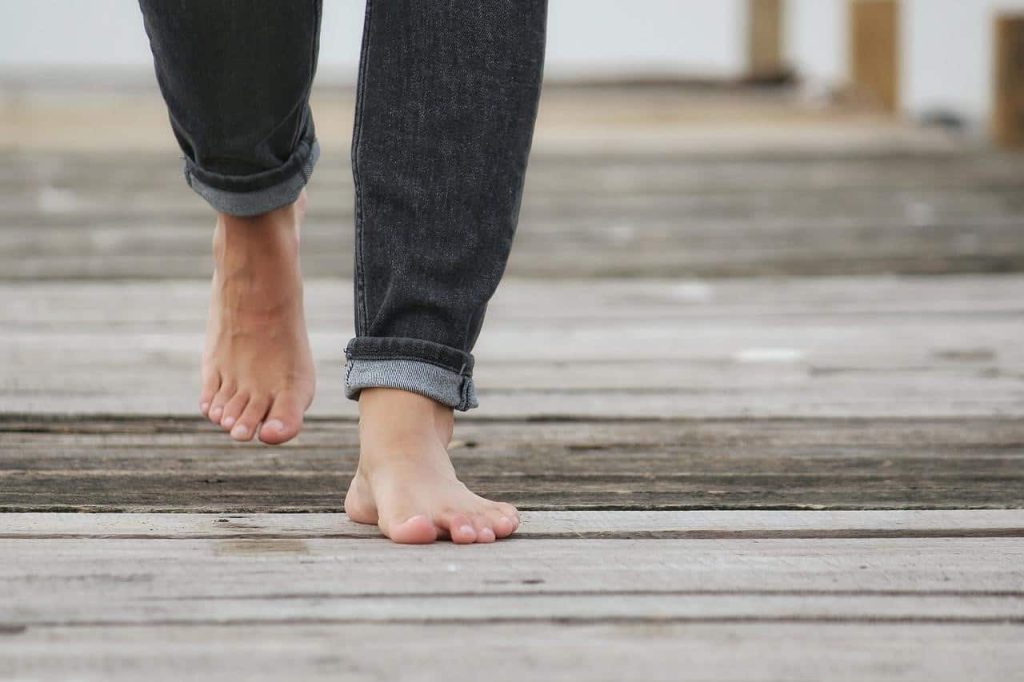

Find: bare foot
200;192;315;444
344;388;521;544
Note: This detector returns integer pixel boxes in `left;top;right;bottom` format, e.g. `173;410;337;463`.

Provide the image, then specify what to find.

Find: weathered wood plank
2;149;1023;279
1;623;1020;682
3;418;1023;511
2;537;1022;620
4;510;1022;540
5;219;1023;279
6;275;1024;323
9;152;1024;195
6;592;1024;626
2;276;1022;418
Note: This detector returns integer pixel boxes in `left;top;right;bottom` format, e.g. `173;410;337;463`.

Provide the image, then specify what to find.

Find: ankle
358;387;453;418
357;388;455;444
213;201;302;263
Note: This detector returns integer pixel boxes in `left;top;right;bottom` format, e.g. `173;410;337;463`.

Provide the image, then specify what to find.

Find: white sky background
0;0;745;80
3;0;1023;128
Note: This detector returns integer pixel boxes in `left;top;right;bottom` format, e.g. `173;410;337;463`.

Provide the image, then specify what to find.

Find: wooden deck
2;84;1023;680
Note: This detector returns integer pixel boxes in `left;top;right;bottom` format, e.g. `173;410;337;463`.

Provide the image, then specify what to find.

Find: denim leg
345;0;548;411
138;0;322;217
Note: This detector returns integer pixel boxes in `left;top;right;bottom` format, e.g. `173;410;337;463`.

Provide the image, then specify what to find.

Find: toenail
459;525;475;536
222;416;235;428
231;424;248;439
263;419;284;433
200;402;210;414
210;407;222;420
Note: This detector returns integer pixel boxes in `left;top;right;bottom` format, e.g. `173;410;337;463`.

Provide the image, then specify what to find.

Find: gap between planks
4;510;1024;540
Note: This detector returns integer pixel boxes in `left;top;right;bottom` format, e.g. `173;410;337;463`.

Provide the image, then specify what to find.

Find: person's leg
342;0;548;543
138;1;321;444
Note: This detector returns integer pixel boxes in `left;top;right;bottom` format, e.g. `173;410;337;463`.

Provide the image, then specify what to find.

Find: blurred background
1;0;1023;418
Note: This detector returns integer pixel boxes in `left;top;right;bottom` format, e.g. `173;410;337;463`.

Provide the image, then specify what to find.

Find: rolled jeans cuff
183;138;320;217
343;337;479;412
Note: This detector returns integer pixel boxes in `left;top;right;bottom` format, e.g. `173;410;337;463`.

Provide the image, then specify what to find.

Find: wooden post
993;14;1024;149
748;0;786;81
849;0;900;113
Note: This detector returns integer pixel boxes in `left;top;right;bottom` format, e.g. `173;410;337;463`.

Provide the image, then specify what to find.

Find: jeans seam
351;0;374;337
459;375;470;411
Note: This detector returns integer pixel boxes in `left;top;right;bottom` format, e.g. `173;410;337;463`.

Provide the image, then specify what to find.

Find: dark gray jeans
139;0;547;411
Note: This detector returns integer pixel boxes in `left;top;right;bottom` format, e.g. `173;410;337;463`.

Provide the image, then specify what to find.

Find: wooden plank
2;513;1022;681
3;417;1023;511
7;374;1024;420
2;537;1022;617
850;0;900;113
7;359;1021;418
4;510;1022;539
1;623;1021;682
4;223;1022;279
3;275;1022;418
993;14;1024;149
5;275;1024;322
3;149;1024;279
5;591;1024;626
10;152;1024;194
3;534;1023;596
748;0;786;81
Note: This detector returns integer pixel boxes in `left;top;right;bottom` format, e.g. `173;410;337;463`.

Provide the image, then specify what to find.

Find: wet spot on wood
216;539;310;555
933;348;997;362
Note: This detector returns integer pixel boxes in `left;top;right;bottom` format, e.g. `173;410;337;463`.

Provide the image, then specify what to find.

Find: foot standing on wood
139;1;547;542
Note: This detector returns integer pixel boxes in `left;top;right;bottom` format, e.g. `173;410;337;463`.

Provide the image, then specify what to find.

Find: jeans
138;0;548;411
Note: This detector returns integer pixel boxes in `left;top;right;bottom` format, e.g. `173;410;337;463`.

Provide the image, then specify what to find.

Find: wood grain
3;535;1023;618
2;276;1022;418
3;417;1022;512
2;623;1021;682
3;150;1023;279
3;512;1022;681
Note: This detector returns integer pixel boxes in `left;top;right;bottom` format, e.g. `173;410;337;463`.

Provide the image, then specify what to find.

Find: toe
207;381;236;425
446;514;478;545
490;512;518;539
258;391;307;444
494;503;520;531
497;502;520;523
473;516;497;544
386;514;439;544
200;370;220;416
230;395;271;442
219;391;250;432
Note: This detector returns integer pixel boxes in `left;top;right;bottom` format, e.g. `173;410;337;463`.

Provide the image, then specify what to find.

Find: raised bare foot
200;192;315;444
344;388;521;544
